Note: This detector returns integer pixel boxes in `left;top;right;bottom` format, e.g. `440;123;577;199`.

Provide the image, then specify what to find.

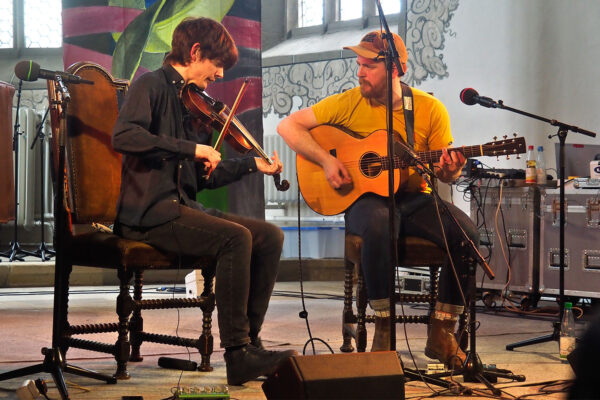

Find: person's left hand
437;147;466;182
256;150;283;176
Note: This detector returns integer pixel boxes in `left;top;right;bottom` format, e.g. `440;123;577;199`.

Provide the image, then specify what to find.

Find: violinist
112;17;295;386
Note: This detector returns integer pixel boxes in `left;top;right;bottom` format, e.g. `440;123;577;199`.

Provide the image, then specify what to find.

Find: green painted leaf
112;0;235;80
139;51;167;71
112;0;166;80
145;0;235;54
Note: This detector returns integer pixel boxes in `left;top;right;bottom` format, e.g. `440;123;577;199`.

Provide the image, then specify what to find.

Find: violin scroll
273;174;290;192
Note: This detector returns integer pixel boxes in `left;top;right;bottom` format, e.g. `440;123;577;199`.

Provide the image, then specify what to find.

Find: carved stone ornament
262;59;358;117
404;0;459;85
261;0;460;117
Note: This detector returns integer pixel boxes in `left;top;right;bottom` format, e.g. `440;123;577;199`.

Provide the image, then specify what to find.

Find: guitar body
296;126;527;216
297;126;402;216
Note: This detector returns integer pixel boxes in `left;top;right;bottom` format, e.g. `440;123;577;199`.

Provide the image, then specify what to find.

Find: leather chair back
49;63;128;225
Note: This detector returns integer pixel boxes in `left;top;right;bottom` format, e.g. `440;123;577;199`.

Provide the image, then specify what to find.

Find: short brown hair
164;17;238;70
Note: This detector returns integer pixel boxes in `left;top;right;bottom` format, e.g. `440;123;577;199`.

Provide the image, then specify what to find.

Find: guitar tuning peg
493;136;497;141
506;155;510;160
503;135;508;139
513;133;518;137
496;156;499;161
516;154;521;159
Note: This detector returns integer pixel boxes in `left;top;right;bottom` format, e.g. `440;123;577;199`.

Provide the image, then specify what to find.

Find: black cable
295;175;333;355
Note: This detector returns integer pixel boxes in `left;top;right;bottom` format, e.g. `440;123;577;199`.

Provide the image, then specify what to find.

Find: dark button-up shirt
112;64;257;227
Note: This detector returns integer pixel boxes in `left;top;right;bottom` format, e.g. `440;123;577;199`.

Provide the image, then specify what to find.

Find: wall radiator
11;107;53;230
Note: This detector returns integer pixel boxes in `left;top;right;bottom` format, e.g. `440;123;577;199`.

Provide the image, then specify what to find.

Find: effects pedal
174;385;229;399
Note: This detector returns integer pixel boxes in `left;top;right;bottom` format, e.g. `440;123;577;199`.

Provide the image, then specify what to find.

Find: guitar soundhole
360;152;382;178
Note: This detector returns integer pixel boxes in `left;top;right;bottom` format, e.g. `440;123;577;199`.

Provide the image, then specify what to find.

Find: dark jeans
345;192;479;307
116;205;284;348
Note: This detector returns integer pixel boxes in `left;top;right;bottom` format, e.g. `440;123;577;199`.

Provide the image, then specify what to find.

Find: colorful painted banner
62;0;265;217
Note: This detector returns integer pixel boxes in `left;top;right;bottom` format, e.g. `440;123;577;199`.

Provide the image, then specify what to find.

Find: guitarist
277;30;478;369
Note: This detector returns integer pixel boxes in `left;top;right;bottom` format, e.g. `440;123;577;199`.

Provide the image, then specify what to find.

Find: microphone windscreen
14;61;40;81
460;88;478;105
157;356;197;371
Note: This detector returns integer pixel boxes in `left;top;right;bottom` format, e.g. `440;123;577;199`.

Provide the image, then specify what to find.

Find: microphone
14;60;94;84
460;88;498;108
393;140;421;168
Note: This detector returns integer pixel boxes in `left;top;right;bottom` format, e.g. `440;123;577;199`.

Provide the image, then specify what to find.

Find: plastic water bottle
536;146;547;185
559;302;576;361
525;145;536;184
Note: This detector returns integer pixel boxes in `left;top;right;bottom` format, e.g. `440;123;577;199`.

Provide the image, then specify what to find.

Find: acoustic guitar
296;125;526;215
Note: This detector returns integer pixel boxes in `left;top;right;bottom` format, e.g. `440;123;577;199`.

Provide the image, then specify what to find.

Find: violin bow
213;79;249;152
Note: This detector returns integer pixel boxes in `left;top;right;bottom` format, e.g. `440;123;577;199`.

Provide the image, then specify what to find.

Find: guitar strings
328;144;515;169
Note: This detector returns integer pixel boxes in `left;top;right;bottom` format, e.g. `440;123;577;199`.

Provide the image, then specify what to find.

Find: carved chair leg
58;260;74;357
341;257;355;353
356;265;368;353
129;270;144;362
115;268;133;380
198;294;215;372
428;266;440;321
198;268;215;372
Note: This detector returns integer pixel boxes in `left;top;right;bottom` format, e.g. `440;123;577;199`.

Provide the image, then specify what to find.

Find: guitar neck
392;145;482;169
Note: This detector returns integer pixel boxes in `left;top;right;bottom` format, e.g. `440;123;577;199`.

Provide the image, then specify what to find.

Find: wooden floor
0;281;584;400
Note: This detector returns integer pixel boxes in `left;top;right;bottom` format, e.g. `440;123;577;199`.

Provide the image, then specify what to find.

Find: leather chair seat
69;231;212;270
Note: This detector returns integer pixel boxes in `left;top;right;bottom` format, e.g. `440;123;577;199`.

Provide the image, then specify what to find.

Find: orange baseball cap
344;30;408;74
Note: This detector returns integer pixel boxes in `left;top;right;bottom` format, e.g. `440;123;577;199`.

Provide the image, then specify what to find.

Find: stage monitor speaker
262;351;404;400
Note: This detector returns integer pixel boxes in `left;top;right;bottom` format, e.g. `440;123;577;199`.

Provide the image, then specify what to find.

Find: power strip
174;386;229;400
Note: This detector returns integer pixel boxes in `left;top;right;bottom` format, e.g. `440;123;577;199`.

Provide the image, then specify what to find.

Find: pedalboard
174;386;229;399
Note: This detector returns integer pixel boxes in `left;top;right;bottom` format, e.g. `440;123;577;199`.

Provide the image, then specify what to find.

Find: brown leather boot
424;316;466;369
371;316;391;352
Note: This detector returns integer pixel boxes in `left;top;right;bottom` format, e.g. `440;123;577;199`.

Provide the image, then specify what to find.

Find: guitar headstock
482;134;526;159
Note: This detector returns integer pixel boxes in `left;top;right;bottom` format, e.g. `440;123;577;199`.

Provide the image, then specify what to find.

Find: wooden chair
341;234;447;352
48;62;216;379
339;171;469;353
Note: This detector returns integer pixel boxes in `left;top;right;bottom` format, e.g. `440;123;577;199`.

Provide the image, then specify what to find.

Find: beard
359;79;385;100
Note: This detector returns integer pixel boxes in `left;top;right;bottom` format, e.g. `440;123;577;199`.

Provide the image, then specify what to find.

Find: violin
181;82;289;192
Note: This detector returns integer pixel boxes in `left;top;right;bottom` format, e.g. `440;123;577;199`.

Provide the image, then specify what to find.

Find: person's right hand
195;144;221;176
323;155;352;189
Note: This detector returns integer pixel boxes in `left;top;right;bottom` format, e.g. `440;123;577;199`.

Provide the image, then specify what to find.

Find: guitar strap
400;82;415;149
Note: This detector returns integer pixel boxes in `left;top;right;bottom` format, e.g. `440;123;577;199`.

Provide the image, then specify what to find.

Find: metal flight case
539;187;600;299
470;181;541;300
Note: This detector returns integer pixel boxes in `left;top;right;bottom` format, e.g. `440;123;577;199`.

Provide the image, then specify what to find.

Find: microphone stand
374;0;400;354
0;75;116;400
495;101;597;351
398;146;525;395
374;6;525;390
0;80;36;261
30;106;55;261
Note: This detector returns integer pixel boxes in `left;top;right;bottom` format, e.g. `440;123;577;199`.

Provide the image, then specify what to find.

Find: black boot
250;336;264;350
224;345;296;386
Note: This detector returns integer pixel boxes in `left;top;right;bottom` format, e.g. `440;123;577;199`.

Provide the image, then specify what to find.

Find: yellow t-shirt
311;86;453;193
